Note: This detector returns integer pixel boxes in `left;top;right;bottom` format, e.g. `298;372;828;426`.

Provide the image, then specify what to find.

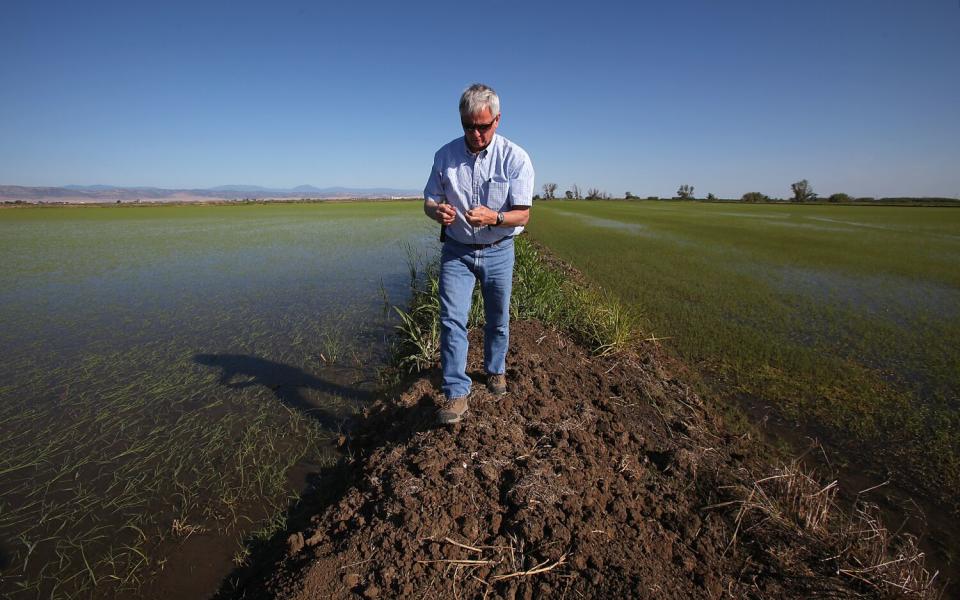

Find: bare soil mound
224;321;902;599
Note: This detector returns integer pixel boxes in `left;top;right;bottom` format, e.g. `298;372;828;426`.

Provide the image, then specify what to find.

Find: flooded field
0;201;433;598
528;200;960;576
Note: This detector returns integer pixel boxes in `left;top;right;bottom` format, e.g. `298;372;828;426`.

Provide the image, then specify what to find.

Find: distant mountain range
0;184;421;203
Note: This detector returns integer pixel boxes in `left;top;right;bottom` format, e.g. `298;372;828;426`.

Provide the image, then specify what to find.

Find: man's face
462;107;500;152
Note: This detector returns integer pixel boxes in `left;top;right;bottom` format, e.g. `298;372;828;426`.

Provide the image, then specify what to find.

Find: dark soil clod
220;320;940;599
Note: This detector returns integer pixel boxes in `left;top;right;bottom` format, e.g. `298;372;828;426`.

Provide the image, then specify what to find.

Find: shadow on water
194;353;374;431
0;540;11;571
211;371;446;600
135;354;389;600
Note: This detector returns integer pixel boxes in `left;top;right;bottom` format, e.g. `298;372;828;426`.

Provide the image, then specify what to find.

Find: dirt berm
220;320;928;599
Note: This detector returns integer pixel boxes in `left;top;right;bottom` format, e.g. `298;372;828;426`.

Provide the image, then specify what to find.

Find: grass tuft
391;235;643;374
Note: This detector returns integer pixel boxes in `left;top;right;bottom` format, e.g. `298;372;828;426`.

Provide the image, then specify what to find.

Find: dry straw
707;460;942;598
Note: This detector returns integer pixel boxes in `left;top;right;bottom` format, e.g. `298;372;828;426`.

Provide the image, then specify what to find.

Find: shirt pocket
484;178;510;212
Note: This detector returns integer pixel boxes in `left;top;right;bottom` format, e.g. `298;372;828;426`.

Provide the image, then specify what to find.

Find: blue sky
1;0;958;198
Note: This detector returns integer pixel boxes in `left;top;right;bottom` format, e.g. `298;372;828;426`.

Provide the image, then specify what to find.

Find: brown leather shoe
437;395;469;424
487;373;507;396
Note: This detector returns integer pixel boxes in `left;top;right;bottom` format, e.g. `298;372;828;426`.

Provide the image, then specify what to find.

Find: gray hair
459;83;500;118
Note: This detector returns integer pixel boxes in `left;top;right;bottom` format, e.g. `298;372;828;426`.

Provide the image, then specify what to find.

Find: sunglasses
462;119;496;133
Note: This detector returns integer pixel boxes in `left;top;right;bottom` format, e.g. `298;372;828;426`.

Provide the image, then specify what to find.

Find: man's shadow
209;366;443;600
194;353;373;431
0;540;11;571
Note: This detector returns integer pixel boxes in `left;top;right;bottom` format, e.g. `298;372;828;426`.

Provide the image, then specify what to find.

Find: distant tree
741;192;769;203
533;194;542;201
565;190;574;199
625;191;635;199
542;182;558;200
647;196;659;201
790;179;817;202
706;193;717;201
677;184;695;200
586;187;602;200
570;184;582;200
856;197;875;202
828;192;852;203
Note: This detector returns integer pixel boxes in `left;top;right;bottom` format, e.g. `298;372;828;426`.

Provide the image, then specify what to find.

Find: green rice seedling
232;545;251;567
1;201;430;598
528;200;960;513
318;323;349;364
401;239;424;284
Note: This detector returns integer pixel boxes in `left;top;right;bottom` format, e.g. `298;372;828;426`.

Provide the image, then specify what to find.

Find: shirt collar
463;133;497;159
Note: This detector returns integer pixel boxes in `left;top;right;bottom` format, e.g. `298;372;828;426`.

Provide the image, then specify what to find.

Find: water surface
0;201;435;598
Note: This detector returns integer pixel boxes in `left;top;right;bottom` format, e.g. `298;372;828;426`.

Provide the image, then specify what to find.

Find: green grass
392;235;639;375
527;200;960;509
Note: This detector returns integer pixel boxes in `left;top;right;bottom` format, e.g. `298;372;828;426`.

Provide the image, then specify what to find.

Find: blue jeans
439;236;515;399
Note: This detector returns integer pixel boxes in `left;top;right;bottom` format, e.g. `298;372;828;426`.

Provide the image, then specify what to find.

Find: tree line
534;180;901;203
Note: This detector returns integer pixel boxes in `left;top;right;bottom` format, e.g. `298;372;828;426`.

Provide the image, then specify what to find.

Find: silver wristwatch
495;211;504;226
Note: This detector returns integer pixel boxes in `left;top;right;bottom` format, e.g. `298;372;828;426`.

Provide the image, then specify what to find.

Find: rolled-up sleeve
508;152;535;207
423;152;445;203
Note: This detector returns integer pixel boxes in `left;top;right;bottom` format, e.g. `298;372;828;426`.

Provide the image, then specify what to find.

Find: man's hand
435;203;456;226
465;205;497;227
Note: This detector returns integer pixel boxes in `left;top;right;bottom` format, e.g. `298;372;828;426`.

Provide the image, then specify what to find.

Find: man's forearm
498;207;530;228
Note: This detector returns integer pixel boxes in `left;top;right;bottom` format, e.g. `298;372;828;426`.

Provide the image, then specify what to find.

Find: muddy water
0;202;436;599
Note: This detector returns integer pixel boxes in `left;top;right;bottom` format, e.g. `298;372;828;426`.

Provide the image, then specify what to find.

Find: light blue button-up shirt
424;133;535;245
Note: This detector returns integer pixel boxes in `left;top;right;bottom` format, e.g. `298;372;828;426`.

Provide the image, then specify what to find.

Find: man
423;83;535;424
